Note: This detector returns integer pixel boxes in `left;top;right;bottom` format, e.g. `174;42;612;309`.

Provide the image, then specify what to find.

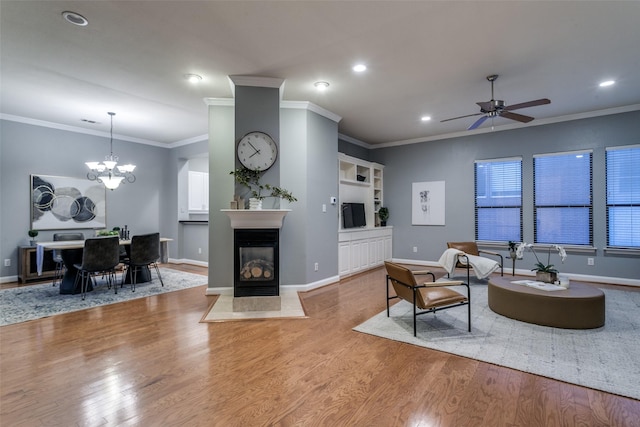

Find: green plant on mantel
230;167;297;203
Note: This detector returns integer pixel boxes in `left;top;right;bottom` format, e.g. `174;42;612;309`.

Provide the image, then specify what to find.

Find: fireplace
234;229;279;297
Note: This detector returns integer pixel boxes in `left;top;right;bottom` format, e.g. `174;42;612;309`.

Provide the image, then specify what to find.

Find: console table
488;275;605;329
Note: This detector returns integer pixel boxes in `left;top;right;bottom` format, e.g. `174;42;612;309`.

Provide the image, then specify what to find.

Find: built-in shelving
338;153;391;277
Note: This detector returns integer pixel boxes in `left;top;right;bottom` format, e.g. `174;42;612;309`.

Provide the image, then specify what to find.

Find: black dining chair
52;232;84;286
73;236;120;300
122;232;164;291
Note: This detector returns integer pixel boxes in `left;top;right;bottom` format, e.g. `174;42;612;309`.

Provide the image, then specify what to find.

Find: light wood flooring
1;265;639;426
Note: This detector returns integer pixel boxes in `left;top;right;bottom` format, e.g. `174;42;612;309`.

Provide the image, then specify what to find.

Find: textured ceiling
1;1;639;146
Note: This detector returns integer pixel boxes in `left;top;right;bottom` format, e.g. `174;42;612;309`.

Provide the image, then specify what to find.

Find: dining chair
52;232;84;287
122;232;164;291
73;236;120;300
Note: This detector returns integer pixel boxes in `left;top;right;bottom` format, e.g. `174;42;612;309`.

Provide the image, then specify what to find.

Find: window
606;145;640;248
534;151;592;245
475;158;522;242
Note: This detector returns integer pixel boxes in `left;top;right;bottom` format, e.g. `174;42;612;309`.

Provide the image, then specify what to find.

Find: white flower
515;242;531;259
554;244;567;262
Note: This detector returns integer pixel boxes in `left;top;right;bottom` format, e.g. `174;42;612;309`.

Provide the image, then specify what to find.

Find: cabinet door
384;236;393;261
350;241;361;272
376;238;384;264
339;242;351;275
188;171;209;211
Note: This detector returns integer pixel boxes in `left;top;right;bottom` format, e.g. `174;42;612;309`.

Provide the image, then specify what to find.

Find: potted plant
230;167;297;209
378;207;389;226
28;229;39;246
516;243;567;283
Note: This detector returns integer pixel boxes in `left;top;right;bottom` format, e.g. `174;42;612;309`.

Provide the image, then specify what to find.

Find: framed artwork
411;181;445;225
31;174;106;230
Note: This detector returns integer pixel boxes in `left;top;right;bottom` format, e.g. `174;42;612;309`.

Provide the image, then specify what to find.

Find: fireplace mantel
222;209;291;229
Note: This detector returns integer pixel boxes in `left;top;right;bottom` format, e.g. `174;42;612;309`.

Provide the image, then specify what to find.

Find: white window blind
475;158;522;242
606;145;640;248
534;151;592;245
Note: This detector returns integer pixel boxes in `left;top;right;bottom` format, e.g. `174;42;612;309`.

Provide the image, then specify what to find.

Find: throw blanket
438;248;499;280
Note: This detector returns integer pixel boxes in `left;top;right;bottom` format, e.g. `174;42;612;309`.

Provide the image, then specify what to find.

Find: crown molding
0;113;167;147
281;101;342;123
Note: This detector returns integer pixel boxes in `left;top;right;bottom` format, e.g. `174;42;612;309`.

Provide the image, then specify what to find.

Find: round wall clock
237;131;278;171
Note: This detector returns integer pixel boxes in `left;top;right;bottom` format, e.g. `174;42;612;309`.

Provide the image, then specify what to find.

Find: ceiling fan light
599;80;615;87
353;64;367;72
421;116;431;122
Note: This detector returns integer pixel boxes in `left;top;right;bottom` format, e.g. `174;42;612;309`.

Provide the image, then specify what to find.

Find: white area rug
201;290;307;322
0;268;207;326
354;284;640;400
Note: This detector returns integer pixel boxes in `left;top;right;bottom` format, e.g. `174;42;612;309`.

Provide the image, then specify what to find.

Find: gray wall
0;119;172;278
280;108;339;285
369;111;640;281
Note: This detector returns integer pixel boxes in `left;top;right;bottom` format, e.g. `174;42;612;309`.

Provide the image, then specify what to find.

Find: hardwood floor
1;265;638;426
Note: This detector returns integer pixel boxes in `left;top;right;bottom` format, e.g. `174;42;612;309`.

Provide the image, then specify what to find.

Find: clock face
237;131;278;171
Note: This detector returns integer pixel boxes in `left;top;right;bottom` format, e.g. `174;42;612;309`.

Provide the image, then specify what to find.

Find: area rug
201;290;307;322
354;283;640;400
0;268;207;326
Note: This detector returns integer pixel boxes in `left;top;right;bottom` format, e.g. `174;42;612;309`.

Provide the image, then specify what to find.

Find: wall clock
237;131;278;171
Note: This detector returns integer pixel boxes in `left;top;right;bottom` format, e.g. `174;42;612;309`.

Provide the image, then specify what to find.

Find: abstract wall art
411;180;445;225
31;174;106;230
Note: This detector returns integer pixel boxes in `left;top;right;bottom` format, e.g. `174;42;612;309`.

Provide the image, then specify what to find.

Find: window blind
475;158;522;242
534;151;592;245
606;145;640;248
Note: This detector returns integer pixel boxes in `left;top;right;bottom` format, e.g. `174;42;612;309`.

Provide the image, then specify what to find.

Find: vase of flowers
516;242;567;283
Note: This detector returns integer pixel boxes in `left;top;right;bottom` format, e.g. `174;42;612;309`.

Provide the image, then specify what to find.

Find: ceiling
1;1;639;147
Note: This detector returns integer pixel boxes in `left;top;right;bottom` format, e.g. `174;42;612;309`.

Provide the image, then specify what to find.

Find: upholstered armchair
446;241;503;283
385;261;470;337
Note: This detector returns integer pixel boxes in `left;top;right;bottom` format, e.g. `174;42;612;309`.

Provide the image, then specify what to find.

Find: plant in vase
28;229;39;246
516;242;567;283
378;207;389;226
230;167;297;210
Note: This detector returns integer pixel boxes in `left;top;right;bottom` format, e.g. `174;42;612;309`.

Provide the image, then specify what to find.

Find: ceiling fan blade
504;98;551;111
500;111;534;123
440;112;483;123
467;115;489;130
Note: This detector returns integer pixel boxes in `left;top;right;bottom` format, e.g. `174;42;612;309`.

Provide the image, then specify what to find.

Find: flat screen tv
342;202;366;229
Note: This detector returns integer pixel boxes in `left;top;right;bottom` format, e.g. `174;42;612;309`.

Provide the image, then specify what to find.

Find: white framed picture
31;174;106;230
412;181;445;225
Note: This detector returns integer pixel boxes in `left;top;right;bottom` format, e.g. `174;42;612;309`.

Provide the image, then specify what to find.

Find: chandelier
86;112;136;190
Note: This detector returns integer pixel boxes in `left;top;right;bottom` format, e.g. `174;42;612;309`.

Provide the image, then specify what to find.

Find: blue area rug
1;268;207;326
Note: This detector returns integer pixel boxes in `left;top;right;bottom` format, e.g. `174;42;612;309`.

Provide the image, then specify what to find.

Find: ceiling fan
441;74;551;130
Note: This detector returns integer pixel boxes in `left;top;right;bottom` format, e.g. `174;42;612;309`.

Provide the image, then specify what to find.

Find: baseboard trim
0;275;18;284
167;258;208;267
391;258;640;287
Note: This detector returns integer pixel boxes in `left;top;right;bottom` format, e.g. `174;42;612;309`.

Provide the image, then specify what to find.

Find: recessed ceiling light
314;81;330;91
353;64;367;73
184;74;203;83
421;116;432;122
62;11;88;27
599;80;615;87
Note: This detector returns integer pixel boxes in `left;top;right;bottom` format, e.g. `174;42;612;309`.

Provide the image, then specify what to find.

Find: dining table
36;237;172;294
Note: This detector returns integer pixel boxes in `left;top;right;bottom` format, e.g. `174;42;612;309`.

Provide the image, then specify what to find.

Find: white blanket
438;248;500;280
